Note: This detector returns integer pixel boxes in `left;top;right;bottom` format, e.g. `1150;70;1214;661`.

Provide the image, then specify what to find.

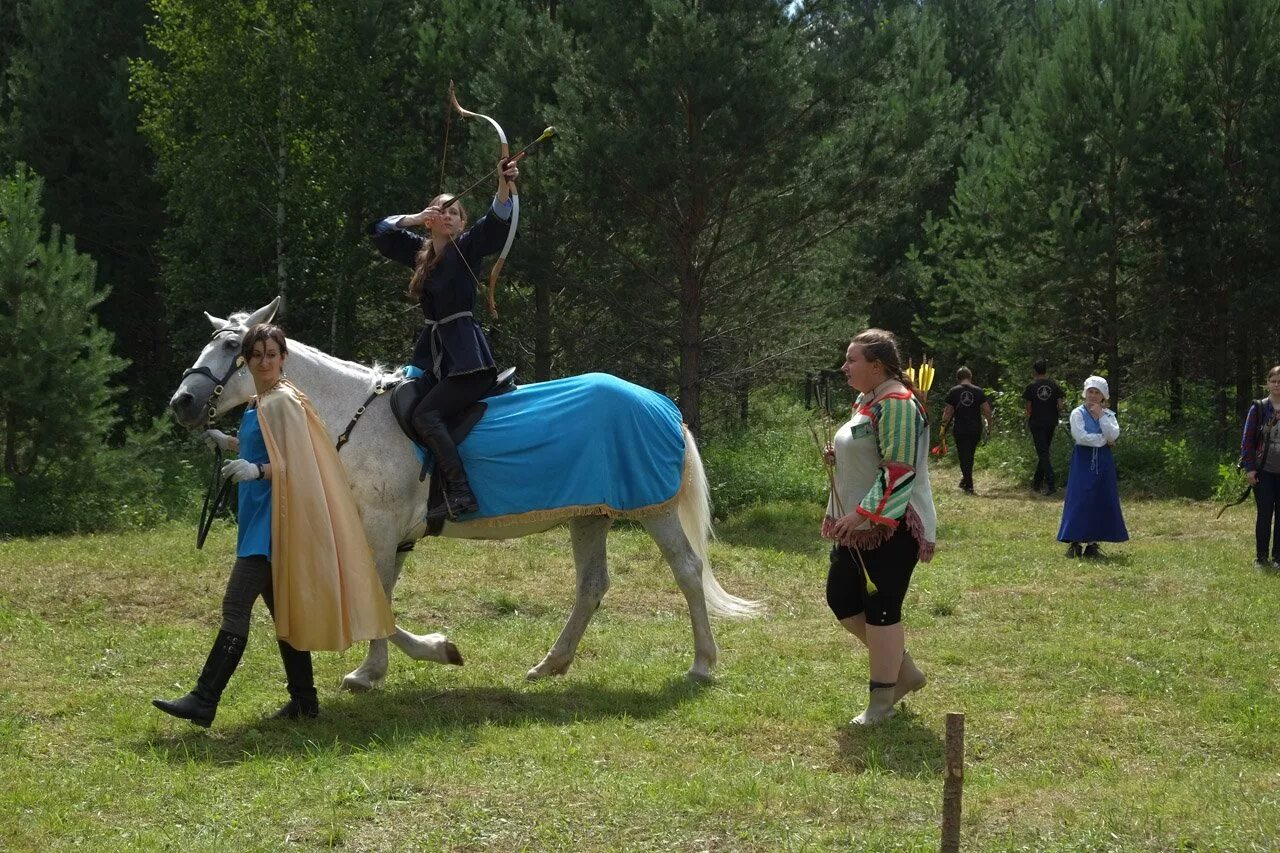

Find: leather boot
893;650;927;702
152;630;246;728
412;407;478;521
851;681;898;726
271;639;319;720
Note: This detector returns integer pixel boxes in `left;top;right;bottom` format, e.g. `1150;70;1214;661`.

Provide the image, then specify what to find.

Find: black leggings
413;369;497;422
220;554;276;637
1256;470;1280;562
826;524;920;626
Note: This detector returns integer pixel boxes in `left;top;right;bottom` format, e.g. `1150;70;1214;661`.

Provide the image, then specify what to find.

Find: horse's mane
228;310;399;393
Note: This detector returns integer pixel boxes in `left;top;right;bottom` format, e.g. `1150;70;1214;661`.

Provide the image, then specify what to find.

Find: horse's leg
642;510;717;681
342;638;388;693
342;538;404;691
342;544;461;691
527;516;612;680
390;627;463;665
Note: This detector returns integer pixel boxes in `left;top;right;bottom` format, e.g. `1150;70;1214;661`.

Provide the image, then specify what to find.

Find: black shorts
826;523;919;626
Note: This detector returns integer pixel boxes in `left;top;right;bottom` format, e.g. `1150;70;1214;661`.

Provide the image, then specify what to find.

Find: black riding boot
152;630;247;728
412;407;479;521
271;639;319;720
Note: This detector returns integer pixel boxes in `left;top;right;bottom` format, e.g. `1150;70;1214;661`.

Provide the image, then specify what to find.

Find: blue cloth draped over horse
411;373;689;527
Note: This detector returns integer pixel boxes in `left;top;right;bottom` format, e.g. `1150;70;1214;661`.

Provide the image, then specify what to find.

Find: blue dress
1057;406;1129;543
235;407;273;559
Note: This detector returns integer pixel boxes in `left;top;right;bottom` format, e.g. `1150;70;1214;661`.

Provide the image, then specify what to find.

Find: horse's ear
205;311;228;330
244;296;281;330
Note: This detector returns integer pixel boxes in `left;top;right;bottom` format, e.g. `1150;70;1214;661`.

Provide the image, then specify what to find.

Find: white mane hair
228;309;397;394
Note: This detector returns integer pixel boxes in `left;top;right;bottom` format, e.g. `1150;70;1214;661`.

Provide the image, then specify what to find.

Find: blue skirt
1057;444;1129;543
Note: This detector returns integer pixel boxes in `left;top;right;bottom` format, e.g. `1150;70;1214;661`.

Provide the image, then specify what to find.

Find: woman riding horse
368;158;521;522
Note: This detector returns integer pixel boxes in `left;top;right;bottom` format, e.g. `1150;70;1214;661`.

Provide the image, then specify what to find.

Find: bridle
182;327;247;549
181;327;247;426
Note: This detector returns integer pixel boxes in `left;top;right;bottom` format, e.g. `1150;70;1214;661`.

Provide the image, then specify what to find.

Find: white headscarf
1082;375;1109;400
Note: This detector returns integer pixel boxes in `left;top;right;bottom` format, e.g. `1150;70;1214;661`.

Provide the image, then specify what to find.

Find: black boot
271;639;319;720
412;407;479;521
152;630;247;728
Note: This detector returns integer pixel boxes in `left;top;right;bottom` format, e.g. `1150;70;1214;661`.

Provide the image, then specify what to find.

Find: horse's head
169;297;280;429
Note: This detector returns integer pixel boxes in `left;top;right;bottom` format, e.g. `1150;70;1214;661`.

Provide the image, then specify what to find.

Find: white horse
169;298;761;690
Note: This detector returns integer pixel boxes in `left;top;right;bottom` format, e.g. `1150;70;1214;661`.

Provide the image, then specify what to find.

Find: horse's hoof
685;666;714;683
341;672;382;692
444;641;464;666
526;658;571;680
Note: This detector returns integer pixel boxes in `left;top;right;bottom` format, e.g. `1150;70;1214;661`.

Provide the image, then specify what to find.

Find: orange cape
256;380;394;651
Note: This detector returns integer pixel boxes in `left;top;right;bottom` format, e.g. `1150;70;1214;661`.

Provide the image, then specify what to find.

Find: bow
1216;482;1253;519
446;80;519;319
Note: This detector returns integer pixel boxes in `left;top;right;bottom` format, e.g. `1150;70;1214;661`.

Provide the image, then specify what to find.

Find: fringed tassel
822;504;936;562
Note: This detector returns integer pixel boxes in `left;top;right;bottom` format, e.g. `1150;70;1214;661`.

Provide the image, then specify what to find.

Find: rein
336;376;401;452
196;445;233;549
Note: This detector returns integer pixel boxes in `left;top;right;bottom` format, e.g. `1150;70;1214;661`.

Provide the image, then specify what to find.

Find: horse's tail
677;426;764;619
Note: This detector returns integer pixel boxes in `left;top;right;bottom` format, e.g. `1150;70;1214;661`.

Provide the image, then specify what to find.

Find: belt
423;310;473;378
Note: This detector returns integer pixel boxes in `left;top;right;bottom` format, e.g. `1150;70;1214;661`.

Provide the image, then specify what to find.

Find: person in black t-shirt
941;367;993;493
1022;359;1066;494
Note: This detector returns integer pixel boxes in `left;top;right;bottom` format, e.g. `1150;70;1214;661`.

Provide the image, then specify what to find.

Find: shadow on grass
1087;550;1134;567
832;709;944;776
139;676;707;763
943;484;1059;503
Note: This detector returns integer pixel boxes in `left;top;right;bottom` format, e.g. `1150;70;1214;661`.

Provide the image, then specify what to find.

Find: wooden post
941;711;965;852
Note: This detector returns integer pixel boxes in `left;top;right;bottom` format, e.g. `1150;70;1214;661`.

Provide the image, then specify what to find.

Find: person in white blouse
1057;376;1128;557
822;329;937;725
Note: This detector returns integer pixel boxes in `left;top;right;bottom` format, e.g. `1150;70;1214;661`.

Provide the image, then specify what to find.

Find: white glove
221;458;262;483
204;429;233;452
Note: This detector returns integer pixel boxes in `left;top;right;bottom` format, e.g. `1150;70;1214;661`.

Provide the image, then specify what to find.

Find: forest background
2;0;1279;534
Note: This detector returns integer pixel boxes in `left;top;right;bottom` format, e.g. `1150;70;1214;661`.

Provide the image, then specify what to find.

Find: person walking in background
1240;365;1280;569
1023;359;1066;494
822;329;937;725
1058;376;1128;559
941;367;993;494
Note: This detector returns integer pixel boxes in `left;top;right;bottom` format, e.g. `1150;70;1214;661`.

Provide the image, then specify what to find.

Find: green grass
1;473;1278;850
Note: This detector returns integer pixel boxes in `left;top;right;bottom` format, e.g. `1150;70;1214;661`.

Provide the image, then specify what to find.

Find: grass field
1;467;1278;851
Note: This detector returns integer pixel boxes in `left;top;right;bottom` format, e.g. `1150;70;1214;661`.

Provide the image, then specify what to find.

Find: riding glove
221;458;262;483
204;429;233;452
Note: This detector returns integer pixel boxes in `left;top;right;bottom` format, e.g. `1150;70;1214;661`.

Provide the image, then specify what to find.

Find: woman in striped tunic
822;329;937;725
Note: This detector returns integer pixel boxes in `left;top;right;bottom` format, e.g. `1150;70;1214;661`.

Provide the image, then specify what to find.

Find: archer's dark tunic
368;201;512;377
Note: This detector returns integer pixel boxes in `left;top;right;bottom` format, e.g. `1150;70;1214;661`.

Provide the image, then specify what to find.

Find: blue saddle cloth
413;372;687;525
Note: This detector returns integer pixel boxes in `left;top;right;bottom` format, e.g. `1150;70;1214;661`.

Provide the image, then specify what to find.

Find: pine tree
541;0;967;431
920;0;1175;405
3;0;163;417
0;165;124;485
1161;0;1280;429
133;0;478;368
